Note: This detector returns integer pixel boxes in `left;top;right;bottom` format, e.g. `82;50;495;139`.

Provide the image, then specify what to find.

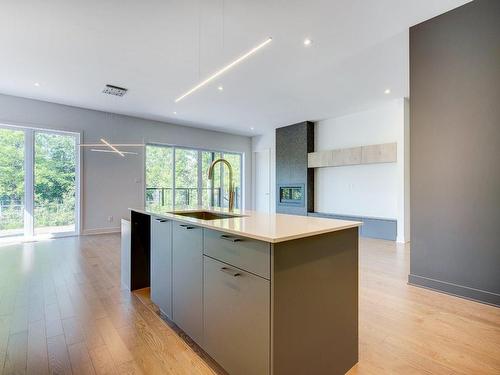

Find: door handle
220;266;241;277
155;218;168;222
220;234;242;242
180;224;196;230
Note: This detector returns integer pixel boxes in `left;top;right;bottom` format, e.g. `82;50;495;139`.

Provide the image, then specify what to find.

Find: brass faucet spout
208;158;235;212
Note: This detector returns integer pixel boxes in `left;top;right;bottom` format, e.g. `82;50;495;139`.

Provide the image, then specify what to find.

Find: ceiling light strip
100;138;125;157
175;37;272;103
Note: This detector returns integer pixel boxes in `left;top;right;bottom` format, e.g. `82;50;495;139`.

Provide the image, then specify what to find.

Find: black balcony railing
146;187;240;209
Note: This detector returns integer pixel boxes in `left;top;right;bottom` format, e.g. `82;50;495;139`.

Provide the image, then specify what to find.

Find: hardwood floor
0;234;498;375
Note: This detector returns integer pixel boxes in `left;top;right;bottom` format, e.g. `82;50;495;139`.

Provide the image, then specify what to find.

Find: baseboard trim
82;227;121;235
408;274;500;307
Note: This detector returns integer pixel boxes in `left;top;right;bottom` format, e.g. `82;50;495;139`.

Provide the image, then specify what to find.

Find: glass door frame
0;122;81;239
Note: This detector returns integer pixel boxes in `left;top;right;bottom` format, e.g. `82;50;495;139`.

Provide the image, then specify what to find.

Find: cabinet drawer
204;229;270;279
204;256;270;375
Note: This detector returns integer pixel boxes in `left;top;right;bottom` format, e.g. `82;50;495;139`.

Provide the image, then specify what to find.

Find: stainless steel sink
173;211;243;220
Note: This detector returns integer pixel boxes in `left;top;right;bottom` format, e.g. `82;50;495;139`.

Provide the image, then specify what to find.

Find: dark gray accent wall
409;0;500;306
275;122;314;215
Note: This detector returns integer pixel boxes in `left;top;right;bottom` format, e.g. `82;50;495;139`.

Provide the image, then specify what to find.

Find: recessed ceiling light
384;88;391;94
218;86;224;91
303;38;312;46
34;82;40;87
173;111;177;115
250;127;255;131
175;37;273;102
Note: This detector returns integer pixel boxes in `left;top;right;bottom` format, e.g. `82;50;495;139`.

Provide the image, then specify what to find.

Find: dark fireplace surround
275;121;314;216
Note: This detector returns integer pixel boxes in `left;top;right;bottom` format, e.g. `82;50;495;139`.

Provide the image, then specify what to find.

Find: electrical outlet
108;216;114;222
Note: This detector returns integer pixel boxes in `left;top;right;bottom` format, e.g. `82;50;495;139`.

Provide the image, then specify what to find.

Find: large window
0;124;79;239
0;127;24;237
145;144;243;210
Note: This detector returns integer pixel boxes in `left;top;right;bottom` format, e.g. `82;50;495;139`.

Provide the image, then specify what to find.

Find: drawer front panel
150;217;172;319
204;229;270;279
204;256;270;375
172;222;203;345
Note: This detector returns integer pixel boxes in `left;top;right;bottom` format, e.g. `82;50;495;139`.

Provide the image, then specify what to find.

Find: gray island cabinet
127;209;360;375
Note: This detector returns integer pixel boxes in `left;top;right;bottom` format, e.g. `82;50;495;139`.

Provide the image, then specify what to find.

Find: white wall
315;100;398;214
0;94;252;234
315;99;409;242
251;131;276;213
252;98;409;242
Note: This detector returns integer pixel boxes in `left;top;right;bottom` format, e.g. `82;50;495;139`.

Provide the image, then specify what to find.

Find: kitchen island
123;208;361;375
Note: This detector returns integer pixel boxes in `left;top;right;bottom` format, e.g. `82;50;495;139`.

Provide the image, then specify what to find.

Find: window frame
143;142;244;210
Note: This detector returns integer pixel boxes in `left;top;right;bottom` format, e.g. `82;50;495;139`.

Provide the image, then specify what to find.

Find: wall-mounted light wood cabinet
308;142;397;168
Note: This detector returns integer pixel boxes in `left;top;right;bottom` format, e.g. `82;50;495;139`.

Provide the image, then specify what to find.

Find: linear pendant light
90;149;138;155
100;138;125;157
175;37;273;103
79;143;145;147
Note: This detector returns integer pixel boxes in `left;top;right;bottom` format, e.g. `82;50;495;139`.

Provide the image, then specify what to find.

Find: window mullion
220;153;225;208
24;129;34;238
197;150;202;207
172;147;176;208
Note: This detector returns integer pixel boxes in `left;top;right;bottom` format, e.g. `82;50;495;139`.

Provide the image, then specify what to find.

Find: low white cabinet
150;217;173;319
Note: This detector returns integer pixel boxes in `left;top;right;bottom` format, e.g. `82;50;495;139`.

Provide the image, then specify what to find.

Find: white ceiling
0;0;471;136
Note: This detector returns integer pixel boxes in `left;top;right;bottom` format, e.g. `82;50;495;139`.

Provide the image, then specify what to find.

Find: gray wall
409;0;500;306
0;94;252;233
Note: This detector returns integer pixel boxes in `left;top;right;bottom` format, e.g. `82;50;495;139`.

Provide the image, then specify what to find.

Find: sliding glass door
0;124;79;240
34;131;77;235
0;127;25;238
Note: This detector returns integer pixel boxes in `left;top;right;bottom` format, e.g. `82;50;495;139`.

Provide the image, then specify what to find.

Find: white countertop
130;207;361;243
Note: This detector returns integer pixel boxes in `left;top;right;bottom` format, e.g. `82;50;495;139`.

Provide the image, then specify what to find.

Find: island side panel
271;227;358;375
130;210;151;290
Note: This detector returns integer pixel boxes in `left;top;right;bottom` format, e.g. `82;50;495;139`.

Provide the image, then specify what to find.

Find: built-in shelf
308;142;397;168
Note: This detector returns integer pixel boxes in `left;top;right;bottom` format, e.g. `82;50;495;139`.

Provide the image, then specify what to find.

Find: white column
396;98;410;243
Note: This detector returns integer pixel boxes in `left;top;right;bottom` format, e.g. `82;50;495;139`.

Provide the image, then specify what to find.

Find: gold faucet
208;158;235;212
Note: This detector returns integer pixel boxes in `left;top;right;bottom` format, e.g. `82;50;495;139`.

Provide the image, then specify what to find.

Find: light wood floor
0;235;498;375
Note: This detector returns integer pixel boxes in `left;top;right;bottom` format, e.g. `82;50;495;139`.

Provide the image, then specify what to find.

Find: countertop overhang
130;207;362;243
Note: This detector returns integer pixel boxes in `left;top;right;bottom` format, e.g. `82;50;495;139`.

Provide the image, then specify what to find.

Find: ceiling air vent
102;84;128;97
